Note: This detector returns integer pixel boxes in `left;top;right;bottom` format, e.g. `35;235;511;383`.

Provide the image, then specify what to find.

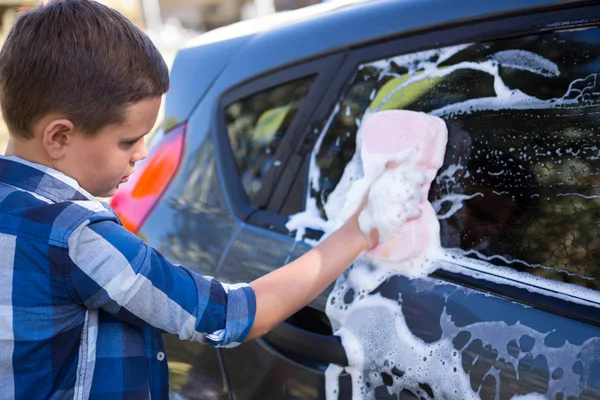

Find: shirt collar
0;155;96;202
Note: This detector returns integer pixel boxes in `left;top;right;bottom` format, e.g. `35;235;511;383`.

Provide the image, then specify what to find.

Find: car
110;0;600;399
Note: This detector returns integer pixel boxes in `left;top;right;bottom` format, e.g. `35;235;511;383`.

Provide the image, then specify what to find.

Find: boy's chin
95;186;118;199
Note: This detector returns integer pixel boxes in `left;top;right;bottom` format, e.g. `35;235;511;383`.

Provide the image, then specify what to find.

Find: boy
0;1;378;399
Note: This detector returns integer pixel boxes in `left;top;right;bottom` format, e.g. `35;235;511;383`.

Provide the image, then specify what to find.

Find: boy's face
64;97;162;198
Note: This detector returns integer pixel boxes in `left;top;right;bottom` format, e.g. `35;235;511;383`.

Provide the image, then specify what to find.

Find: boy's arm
66;207;372;347
67;219;256;347
247;211;369;340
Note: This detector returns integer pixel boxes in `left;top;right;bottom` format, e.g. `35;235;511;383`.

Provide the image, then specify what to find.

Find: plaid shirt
0;156;256;399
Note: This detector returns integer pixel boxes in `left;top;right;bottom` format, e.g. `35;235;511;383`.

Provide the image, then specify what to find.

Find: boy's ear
42;119;76;160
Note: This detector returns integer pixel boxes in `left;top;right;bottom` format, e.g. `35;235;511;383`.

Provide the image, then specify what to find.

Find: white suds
285;41;600;400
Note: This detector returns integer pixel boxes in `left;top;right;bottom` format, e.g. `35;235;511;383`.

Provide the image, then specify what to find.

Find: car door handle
261;309;349;367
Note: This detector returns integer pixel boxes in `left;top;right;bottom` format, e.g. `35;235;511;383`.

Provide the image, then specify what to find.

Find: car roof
165;0;591;129
199;0;586;79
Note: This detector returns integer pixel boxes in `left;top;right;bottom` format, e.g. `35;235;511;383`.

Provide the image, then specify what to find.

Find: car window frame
279;2;600;323
214;53;346;229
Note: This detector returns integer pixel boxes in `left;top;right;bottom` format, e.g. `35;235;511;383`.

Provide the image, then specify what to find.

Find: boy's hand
345;161;400;251
347;195;379;250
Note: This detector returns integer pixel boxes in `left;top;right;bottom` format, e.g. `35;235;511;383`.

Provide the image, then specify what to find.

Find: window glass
312;27;600;289
225;76;315;202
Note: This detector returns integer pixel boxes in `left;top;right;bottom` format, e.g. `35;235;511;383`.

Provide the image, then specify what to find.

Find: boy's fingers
360;193;369;208
368;228;379;249
385;161;400;169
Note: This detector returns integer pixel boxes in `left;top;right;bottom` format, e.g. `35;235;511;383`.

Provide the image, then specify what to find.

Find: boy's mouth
120;170;135;183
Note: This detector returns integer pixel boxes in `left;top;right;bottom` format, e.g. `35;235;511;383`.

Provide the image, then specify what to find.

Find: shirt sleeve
65;219;256;348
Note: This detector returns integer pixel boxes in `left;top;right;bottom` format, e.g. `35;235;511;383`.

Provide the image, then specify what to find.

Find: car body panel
141;90;246;398
165;0;591;131
205;0;588;91
333;269;600;399
163;35;253;131
135;0;600;398
221;340;336;400
216;223;294;282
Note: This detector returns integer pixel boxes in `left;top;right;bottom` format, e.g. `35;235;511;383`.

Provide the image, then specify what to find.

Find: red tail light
111;124;186;233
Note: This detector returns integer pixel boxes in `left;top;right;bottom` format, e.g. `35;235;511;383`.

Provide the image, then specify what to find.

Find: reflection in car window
225;76;315;202
312;28;600;289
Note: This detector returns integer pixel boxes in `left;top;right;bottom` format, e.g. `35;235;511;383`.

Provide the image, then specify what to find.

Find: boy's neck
5;137;54;169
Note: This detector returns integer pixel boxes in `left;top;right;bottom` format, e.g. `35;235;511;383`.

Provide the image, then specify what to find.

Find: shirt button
156;352;165;361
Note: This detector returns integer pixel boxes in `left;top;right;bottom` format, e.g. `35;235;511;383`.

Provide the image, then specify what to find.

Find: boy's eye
122;138;139;147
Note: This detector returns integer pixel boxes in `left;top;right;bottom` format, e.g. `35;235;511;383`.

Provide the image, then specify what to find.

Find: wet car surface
112;0;600;398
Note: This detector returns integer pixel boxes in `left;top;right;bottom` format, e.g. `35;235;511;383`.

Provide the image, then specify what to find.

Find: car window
225;76;315;203
309;27;600;290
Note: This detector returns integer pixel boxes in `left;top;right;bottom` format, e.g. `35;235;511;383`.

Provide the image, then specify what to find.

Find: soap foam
491;50;560;77
285;39;600;400
358;166;424;240
438;310;600;400
328;294;478;400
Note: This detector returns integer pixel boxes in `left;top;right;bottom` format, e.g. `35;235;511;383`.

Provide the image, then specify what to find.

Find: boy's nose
134;141;148;162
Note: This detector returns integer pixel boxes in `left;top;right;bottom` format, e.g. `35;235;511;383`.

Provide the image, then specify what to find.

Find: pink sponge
359;110;447;262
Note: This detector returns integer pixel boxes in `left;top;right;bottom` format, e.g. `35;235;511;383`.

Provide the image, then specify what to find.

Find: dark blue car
111;0;600;398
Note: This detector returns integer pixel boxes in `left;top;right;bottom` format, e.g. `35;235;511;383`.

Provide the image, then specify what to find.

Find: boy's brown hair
0;0;169;139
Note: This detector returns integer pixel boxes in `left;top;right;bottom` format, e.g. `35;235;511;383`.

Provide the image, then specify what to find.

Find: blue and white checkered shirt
0;156;256;399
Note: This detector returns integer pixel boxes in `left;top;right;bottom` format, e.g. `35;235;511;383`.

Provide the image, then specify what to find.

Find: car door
274;3;600;400
210;54;357;400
